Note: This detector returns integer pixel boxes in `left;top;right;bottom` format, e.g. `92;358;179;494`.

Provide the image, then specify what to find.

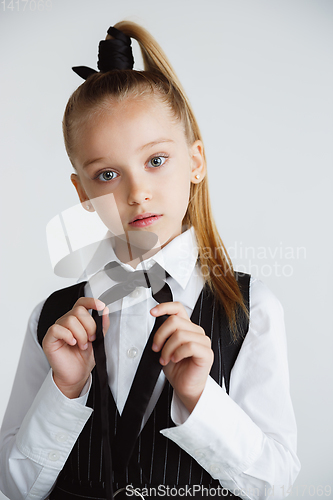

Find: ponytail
111;22;180;84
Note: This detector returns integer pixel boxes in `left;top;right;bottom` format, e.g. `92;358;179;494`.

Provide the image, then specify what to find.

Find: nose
127;175;152;205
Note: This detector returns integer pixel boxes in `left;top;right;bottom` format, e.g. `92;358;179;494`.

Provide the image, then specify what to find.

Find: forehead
74;97;186;164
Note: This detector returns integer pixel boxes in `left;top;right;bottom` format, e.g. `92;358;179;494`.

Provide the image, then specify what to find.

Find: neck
113;232;162;269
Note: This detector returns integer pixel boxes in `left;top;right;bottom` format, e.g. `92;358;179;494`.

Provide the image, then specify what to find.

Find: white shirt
0;228;300;500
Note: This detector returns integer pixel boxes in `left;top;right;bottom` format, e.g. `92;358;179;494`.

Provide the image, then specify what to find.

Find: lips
129;213;159;223
129;213;162;227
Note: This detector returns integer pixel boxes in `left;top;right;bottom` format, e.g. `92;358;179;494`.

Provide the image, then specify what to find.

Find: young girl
0;22;300;500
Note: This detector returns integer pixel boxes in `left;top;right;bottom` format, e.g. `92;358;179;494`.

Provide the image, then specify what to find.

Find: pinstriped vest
37;274;250;500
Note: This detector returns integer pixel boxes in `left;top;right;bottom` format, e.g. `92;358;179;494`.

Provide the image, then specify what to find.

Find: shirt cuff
170;390;191;425
16;369;93;470
77;374;92;399
160;376;264;478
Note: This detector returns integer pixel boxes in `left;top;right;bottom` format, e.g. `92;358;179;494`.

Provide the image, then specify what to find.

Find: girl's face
71;97;205;263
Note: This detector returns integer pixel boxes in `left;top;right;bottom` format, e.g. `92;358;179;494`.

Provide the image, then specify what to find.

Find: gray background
0;0;332;498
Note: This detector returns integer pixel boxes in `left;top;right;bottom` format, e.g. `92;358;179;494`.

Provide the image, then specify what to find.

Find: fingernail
90;334;96;342
82;343;88;350
152;343;158;351
159;357;165;365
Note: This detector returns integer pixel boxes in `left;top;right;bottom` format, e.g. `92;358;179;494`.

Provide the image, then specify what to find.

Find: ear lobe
190;140;206;184
71;173;95;212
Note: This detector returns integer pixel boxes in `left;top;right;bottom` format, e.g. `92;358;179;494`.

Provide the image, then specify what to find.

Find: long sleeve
161;278;301;500
0;303;93;500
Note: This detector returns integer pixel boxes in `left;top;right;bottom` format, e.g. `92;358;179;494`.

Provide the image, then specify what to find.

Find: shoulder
249;277;283;314
248;277;285;339
29;299;47;326
43;281;87;303
26;299;47;344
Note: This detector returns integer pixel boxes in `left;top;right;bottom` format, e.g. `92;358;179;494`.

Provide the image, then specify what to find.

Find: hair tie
72;26;134;80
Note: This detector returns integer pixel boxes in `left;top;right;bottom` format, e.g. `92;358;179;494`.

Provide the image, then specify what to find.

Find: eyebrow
82;157;105;169
82;139;175;169
138;138;175;151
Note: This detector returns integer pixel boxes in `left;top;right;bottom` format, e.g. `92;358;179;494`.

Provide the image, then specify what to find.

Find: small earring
85;202;91;211
195;174;200;180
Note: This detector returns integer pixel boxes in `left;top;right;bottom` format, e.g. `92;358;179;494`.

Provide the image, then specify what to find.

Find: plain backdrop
0;1;332;499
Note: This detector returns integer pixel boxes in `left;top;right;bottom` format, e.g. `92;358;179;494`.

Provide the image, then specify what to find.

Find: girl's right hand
42;297;108;399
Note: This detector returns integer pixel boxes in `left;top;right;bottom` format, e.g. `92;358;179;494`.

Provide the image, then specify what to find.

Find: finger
150;301;189;321
43;323;78;350
74;305;98;339
56;315;92;350
152;315;205;352
58;304;102;342
158;330;211;365
73;297;106;312
167;339;213;366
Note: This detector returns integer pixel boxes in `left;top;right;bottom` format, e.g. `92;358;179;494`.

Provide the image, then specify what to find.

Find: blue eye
98;171;118;182
148;156;167;168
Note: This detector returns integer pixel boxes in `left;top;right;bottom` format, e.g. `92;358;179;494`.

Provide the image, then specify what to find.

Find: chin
123;230;162;251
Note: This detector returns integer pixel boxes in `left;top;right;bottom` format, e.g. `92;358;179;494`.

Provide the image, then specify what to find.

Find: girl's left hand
151;302;214;413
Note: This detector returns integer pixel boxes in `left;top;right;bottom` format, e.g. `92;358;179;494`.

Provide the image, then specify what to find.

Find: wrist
176;389;203;414
53;373;88;399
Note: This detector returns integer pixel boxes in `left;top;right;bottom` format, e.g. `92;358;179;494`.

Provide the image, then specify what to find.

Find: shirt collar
81;227;198;290
149;227;198;289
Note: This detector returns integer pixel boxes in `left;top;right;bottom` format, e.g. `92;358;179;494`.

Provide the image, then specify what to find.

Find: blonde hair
63;21;247;337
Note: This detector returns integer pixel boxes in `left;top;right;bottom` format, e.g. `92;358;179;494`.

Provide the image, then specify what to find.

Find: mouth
129;213;162;227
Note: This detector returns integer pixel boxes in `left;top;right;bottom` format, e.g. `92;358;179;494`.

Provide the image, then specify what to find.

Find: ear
189;140;206;184
71;173;95;212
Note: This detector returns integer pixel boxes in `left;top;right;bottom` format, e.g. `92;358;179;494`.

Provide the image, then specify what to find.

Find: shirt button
131;288;142;298
56;433;68;443
48;451;60;462
194;450;206;460
127;347;139;359
210;464;221;475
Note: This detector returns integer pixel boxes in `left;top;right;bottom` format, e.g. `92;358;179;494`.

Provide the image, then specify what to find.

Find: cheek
164;173;191;215
90;193;125;234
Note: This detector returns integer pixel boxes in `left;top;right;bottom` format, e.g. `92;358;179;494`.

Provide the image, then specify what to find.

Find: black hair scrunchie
72;26;134;80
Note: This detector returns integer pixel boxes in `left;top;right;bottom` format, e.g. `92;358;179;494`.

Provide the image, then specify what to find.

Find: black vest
37;274;250;500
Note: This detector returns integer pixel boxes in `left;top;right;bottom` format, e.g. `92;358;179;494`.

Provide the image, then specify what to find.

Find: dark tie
92;262;173;500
